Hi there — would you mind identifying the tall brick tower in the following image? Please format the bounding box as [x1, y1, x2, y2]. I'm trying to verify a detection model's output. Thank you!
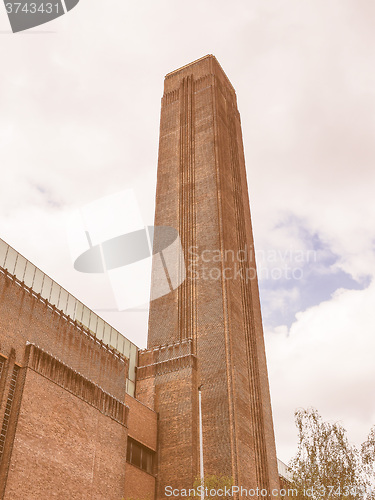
[137, 55, 279, 497]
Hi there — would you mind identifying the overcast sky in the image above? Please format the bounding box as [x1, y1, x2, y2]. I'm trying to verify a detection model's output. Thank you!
[1, 0, 375, 464]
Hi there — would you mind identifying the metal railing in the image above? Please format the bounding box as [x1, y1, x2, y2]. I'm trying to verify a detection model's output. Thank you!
[0, 238, 137, 397]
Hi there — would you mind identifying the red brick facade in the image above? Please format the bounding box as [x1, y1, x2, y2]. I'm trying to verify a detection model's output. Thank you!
[5, 362, 127, 499]
[146, 55, 280, 495]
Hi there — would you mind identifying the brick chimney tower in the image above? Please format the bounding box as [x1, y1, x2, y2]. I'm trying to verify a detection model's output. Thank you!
[137, 55, 280, 498]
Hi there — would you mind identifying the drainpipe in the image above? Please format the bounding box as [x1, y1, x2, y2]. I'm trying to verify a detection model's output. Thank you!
[198, 384, 204, 500]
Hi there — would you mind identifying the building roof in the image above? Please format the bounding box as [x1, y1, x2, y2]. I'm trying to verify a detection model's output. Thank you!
[0, 237, 138, 396]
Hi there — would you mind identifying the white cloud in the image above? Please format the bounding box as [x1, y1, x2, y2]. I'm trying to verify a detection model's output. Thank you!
[266, 280, 375, 462]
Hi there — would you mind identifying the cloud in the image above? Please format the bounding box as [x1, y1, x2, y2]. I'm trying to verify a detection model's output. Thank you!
[266, 280, 375, 462]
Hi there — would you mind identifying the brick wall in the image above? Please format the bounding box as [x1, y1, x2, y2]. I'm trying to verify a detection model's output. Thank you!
[125, 394, 157, 451]
[147, 55, 280, 496]
[0, 269, 128, 400]
[124, 395, 157, 499]
[124, 463, 155, 500]
[138, 343, 199, 497]
[2, 346, 128, 499]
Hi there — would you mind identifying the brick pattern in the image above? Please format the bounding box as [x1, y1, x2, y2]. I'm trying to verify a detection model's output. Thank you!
[0, 267, 128, 401]
[148, 55, 280, 495]
[136, 375, 155, 411]
[178, 75, 197, 344]
[3, 369, 128, 500]
[153, 361, 198, 498]
[138, 339, 197, 380]
[26, 344, 129, 426]
[124, 462, 156, 500]
[138, 342, 199, 498]
[125, 393, 158, 451]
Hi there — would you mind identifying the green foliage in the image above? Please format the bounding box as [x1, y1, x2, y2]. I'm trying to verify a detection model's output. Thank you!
[289, 408, 375, 499]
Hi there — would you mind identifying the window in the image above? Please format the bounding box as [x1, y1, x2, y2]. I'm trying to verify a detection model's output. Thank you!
[131, 442, 141, 468]
[126, 437, 154, 475]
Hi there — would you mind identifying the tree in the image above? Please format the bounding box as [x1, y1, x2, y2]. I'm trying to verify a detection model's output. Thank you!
[288, 408, 372, 499]
[361, 426, 375, 498]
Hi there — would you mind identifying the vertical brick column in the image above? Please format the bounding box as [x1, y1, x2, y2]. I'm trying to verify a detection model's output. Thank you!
[137, 342, 199, 498]
[148, 55, 280, 496]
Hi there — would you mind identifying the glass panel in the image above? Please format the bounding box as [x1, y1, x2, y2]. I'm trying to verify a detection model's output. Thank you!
[81, 306, 90, 329]
[96, 318, 105, 341]
[75, 301, 84, 323]
[4, 247, 17, 274]
[108, 328, 117, 350]
[24, 262, 36, 288]
[131, 442, 141, 468]
[89, 313, 97, 334]
[0, 240, 8, 268]
[123, 339, 130, 358]
[126, 379, 135, 398]
[128, 345, 137, 381]
[141, 449, 148, 471]
[66, 295, 77, 319]
[32, 269, 44, 294]
[117, 334, 125, 355]
[102, 323, 112, 345]
[41, 276, 52, 301]
[14, 255, 27, 281]
[58, 289, 69, 313]
[49, 282, 61, 307]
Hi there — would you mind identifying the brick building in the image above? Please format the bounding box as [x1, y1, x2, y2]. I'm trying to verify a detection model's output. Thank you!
[0, 56, 280, 499]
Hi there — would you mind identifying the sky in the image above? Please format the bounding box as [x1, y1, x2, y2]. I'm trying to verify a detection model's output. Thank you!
[1, 0, 375, 464]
